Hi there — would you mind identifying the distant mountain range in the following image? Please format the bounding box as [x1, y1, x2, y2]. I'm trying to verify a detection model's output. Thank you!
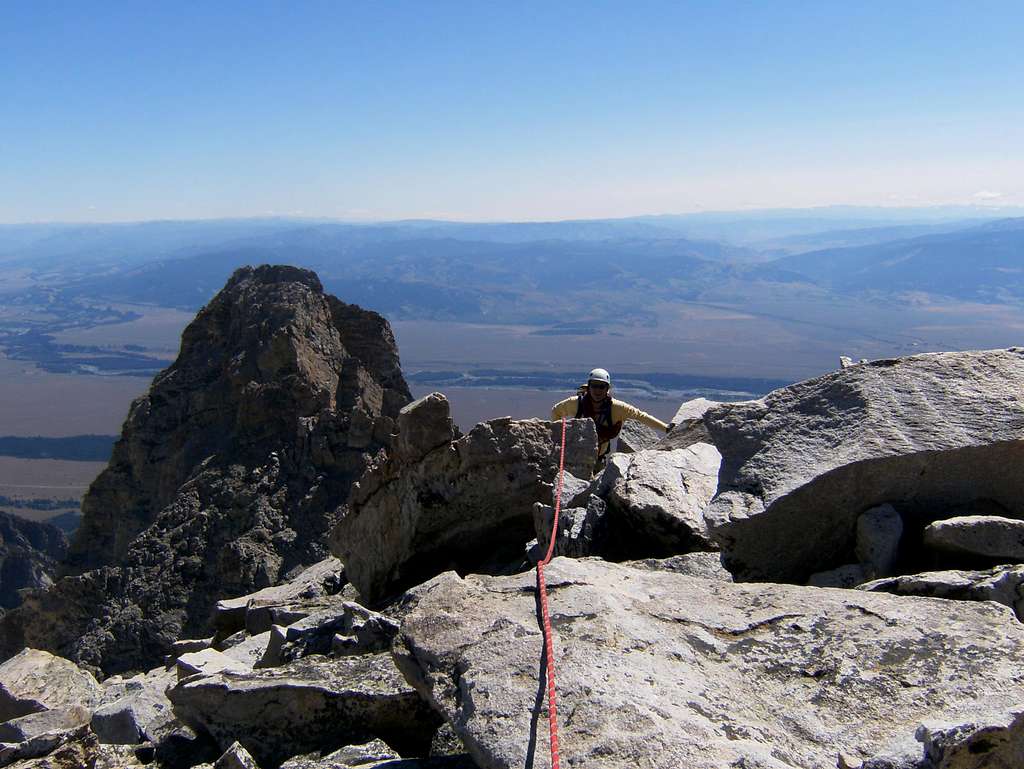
[1, 208, 1022, 379]
[773, 218, 1024, 302]
[57, 234, 764, 323]
[42, 215, 1022, 320]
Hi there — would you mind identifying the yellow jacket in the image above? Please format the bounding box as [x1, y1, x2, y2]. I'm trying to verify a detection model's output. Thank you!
[550, 395, 669, 455]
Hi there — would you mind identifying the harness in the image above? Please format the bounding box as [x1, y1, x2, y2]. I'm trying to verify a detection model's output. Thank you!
[575, 388, 622, 450]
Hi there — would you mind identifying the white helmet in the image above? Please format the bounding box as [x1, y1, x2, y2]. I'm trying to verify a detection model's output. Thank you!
[587, 368, 611, 385]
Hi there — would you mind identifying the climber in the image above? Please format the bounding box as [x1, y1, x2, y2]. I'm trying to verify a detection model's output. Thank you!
[550, 368, 671, 470]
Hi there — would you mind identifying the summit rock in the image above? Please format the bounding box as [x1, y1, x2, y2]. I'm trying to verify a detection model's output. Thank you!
[0, 265, 410, 674]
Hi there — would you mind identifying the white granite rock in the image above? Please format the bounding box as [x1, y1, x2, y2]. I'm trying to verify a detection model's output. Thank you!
[395, 558, 1024, 769]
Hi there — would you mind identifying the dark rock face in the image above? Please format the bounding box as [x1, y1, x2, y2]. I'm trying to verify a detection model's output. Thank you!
[0, 513, 67, 609]
[66, 265, 409, 574]
[330, 394, 597, 605]
[0, 266, 410, 674]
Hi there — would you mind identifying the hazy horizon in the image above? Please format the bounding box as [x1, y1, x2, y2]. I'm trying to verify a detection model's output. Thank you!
[4, 203, 1024, 228]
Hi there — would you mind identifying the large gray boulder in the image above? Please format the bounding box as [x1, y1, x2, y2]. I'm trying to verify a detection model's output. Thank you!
[532, 443, 722, 561]
[614, 420, 661, 453]
[923, 515, 1024, 561]
[393, 558, 1024, 769]
[859, 565, 1024, 620]
[168, 654, 440, 768]
[0, 649, 102, 722]
[604, 444, 721, 555]
[330, 395, 596, 604]
[700, 348, 1024, 581]
[91, 665, 177, 745]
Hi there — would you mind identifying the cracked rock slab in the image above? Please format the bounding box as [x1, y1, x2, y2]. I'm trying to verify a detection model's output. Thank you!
[393, 558, 1024, 769]
[168, 653, 440, 768]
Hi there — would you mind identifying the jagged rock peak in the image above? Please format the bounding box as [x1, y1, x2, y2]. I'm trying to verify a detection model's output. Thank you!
[65, 264, 410, 577]
[3, 265, 411, 674]
[223, 264, 323, 292]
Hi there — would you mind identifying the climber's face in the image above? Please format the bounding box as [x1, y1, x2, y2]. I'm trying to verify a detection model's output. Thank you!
[588, 380, 609, 404]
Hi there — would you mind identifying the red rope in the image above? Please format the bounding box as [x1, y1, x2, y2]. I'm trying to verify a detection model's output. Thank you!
[536, 416, 567, 769]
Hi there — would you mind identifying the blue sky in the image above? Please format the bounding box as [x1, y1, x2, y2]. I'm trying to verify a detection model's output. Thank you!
[2, 1, 1022, 222]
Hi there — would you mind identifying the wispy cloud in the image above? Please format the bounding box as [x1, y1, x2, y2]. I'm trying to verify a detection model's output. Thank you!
[972, 190, 1006, 201]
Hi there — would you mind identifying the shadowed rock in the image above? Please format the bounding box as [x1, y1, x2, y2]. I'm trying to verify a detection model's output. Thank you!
[917, 708, 1024, 769]
[330, 395, 596, 605]
[532, 497, 608, 559]
[855, 504, 903, 578]
[0, 513, 67, 610]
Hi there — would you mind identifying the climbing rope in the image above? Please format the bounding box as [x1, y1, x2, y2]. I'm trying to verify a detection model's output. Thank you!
[536, 416, 567, 769]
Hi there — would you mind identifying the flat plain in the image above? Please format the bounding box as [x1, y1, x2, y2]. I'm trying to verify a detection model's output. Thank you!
[0, 456, 105, 522]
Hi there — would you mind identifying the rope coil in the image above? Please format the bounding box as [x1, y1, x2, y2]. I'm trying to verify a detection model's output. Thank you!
[536, 416, 567, 769]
